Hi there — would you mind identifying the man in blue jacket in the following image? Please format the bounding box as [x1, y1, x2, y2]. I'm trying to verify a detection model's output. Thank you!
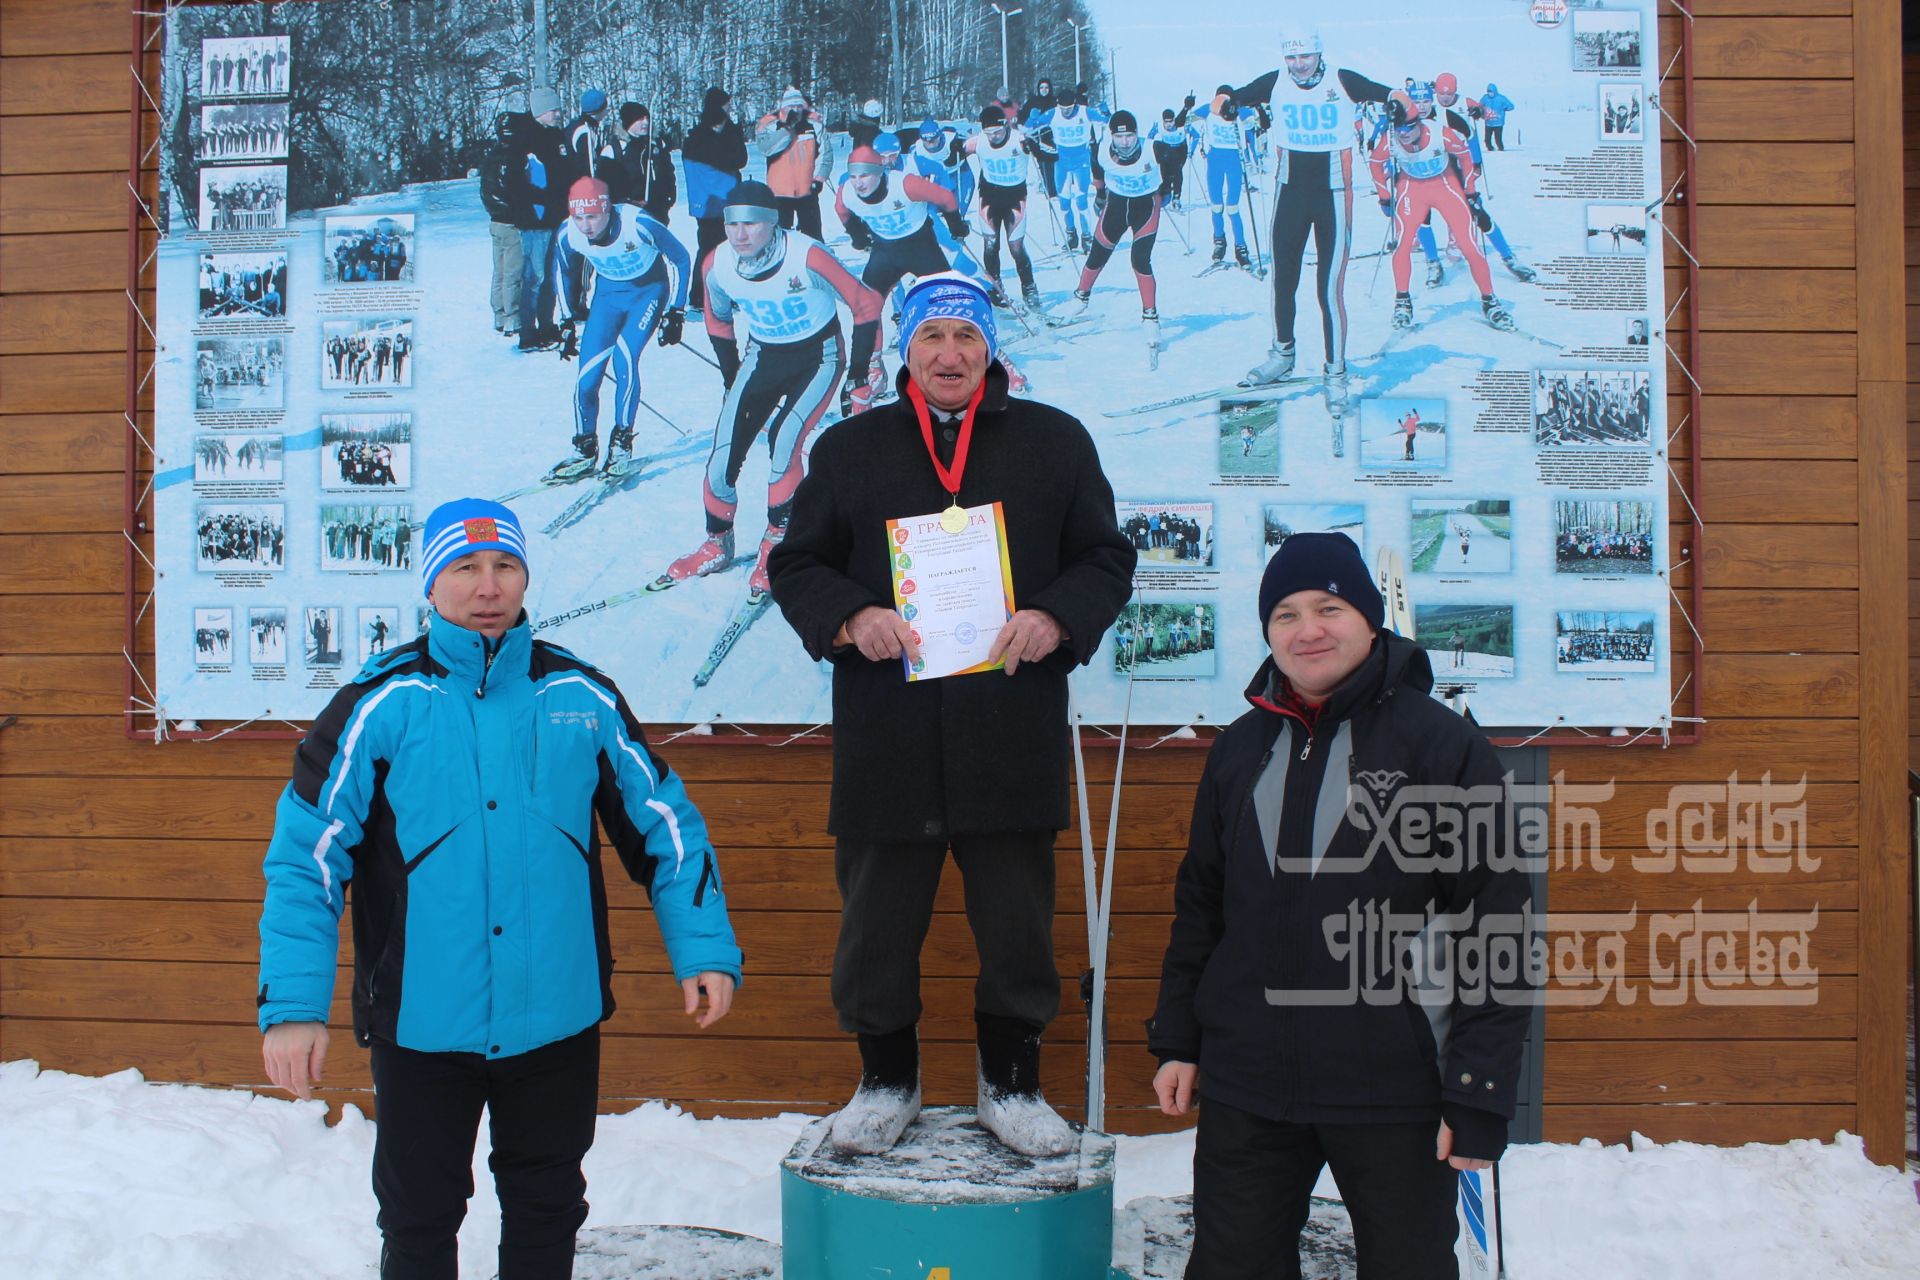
[258, 498, 742, 1280]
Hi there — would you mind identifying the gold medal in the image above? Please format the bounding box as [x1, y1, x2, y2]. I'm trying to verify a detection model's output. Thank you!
[940, 503, 969, 534]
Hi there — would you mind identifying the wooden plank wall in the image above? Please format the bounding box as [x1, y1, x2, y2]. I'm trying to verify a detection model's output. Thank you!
[0, 0, 1909, 1162]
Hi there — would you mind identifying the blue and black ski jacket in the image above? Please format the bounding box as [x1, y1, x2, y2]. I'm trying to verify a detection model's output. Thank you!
[257, 613, 741, 1059]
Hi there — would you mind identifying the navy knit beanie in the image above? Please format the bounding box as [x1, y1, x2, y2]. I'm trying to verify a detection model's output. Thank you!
[1257, 532, 1384, 631]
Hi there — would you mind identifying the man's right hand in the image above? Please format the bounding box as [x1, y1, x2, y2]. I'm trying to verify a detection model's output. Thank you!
[837, 606, 919, 664]
[1153, 1060, 1199, 1116]
[263, 1021, 329, 1101]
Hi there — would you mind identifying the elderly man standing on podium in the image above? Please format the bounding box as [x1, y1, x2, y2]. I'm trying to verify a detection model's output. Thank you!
[769, 273, 1135, 1157]
[256, 498, 742, 1280]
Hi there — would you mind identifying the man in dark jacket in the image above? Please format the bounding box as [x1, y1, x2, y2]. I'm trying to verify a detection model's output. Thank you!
[681, 86, 748, 312]
[480, 115, 525, 335]
[509, 87, 574, 351]
[608, 103, 678, 222]
[768, 273, 1134, 1158]
[1148, 532, 1535, 1279]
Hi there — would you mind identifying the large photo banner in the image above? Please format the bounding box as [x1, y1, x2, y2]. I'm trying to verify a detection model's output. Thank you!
[153, 0, 1669, 729]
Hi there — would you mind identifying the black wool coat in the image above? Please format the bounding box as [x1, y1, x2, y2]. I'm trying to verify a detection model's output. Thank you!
[768, 363, 1136, 842]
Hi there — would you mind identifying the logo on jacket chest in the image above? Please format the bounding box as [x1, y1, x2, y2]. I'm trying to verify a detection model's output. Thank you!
[547, 709, 599, 732]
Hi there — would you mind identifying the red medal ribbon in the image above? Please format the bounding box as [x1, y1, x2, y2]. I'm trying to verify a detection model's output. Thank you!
[905, 376, 987, 505]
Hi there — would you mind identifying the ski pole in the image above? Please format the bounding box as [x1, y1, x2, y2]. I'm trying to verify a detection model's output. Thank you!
[1368, 206, 1394, 299]
[1161, 198, 1194, 254]
[1492, 1162, 1506, 1279]
[675, 341, 724, 374]
[1240, 174, 1264, 272]
[637, 397, 689, 438]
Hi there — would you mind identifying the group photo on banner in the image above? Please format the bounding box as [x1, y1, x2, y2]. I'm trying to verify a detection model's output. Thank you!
[152, 0, 1669, 731]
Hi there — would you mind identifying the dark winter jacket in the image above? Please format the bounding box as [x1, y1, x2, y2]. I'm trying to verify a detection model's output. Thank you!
[507, 116, 575, 231]
[768, 363, 1136, 841]
[682, 104, 749, 220]
[1147, 633, 1535, 1158]
[608, 135, 678, 222]
[479, 113, 520, 223]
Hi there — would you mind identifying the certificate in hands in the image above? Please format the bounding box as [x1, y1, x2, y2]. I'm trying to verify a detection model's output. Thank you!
[885, 501, 1015, 681]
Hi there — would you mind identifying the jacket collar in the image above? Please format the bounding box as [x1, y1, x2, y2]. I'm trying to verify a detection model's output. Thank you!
[1242, 631, 1434, 728]
[427, 610, 532, 685]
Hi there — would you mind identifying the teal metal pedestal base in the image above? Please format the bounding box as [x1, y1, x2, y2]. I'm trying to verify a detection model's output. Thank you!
[780, 1106, 1121, 1280]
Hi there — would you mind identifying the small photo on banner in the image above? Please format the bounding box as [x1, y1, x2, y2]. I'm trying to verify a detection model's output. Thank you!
[192, 607, 235, 668]
[320, 317, 414, 389]
[1583, 204, 1648, 256]
[197, 251, 288, 321]
[1359, 398, 1449, 472]
[1217, 397, 1281, 476]
[1117, 500, 1215, 570]
[194, 337, 286, 414]
[197, 164, 287, 233]
[248, 606, 289, 666]
[199, 35, 290, 98]
[324, 215, 416, 286]
[193, 433, 283, 485]
[319, 503, 415, 572]
[195, 503, 285, 572]
[1415, 603, 1516, 680]
[1553, 498, 1656, 575]
[1113, 603, 1217, 680]
[197, 102, 290, 162]
[1411, 499, 1511, 574]
[358, 606, 402, 664]
[1572, 9, 1642, 69]
[320, 413, 413, 491]
[1555, 610, 1657, 672]
[303, 606, 345, 666]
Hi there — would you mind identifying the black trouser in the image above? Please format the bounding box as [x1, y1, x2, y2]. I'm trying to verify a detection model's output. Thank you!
[832, 831, 1060, 1035]
[1485, 125, 1505, 151]
[1186, 1097, 1458, 1280]
[775, 192, 823, 241]
[369, 1027, 600, 1280]
[1270, 180, 1351, 367]
[690, 215, 726, 309]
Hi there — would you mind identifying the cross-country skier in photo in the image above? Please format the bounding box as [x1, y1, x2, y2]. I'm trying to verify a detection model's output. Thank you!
[545, 177, 693, 483]
[651, 181, 882, 598]
[1150, 107, 1196, 210]
[903, 116, 994, 285]
[832, 146, 1028, 402]
[1021, 78, 1061, 202]
[1228, 28, 1392, 419]
[1063, 111, 1167, 364]
[1372, 90, 1516, 334]
[1419, 76, 1537, 284]
[1023, 84, 1108, 253]
[964, 108, 1046, 310]
[1188, 87, 1261, 273]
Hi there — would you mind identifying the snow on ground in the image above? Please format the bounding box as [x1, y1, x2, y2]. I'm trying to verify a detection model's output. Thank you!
[4, 1060, 1918, 1279]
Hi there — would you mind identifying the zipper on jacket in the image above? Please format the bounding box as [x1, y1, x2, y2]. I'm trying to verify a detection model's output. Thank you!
[476, 634, 499, 699]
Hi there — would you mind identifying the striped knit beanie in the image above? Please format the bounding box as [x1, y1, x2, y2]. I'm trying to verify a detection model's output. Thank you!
[421, 498, 528, 598]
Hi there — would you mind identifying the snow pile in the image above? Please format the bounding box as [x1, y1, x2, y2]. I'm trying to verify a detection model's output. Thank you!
[5, 1060, 1920, 1279]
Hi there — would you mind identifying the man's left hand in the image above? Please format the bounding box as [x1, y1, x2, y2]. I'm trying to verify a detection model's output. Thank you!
[988, 609, 1064, 675]
[682, 972, 736, 1028]
[1436, 1119, 1492, 1172]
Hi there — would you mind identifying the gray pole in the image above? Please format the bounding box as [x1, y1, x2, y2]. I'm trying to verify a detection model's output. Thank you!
[532, 0, 551, 90]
